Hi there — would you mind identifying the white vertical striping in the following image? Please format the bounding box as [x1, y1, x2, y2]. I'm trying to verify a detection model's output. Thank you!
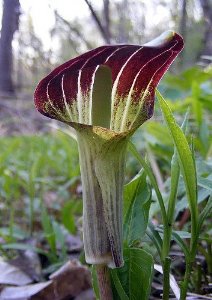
[61, 74, 73, 121]
[120, 41, 178, 131]
[77, 48, 108, 123]
[88, 65, 100, 124]
[45, 57, 82, 121]
[104, 46, 125, 63]
[130, 42, 178, 131]
[111, 47, 143, 110]
[44, 47, 106, 124]
[77, 70, 83, 123]
[119, 69, 143, 131]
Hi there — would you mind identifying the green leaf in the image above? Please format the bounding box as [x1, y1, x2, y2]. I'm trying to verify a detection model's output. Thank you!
[52, 221, 67, 260]
[175, 188, 210, 217]
[123, 169, 143, 217]
[61, 201, 77, 234]
[124, 172, 151, 245]
[197, 176, 212, 192]
[41, 206, 56, 254]
[171, 231, 190, 259]
[191, 81, 202, 127]
[157, 90, 198, 241]
[146, 222, 162, 257]
[199, 121, 210, 155]
[198, 196, 212, 231]
[128, 141, 167, 224]
[145, 121, 172, 146]
[91, 266, 100, 300]
[111, 270, 129, 300]
[111, 248, 154, 300]
[165, 110, 188, 224]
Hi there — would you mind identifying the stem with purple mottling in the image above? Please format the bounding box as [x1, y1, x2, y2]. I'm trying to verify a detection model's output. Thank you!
[96, 264, 113, 300]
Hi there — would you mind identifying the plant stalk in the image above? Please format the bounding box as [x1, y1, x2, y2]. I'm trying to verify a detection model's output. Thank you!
[180, 261, 192, 300]
[76, 128, 128, 267]
[96, 264, 113, 300]
[161, 151, 180, 300]
[162, 257, 171, 300]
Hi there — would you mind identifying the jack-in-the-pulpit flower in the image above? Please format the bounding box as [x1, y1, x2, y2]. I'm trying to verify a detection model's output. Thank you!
[34, 31, 183, 269]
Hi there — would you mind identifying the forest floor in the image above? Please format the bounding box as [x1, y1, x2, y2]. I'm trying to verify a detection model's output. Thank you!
[0, 93, 48, 136]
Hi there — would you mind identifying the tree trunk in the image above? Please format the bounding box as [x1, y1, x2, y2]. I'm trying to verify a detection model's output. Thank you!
[178, 0, 187, 68]
[179, 0, 187, 38]
[0, 0, 20, 95]
[199, 0, 212, 56]
[103, 0, 111, 44]
[116, 0, 129, 43]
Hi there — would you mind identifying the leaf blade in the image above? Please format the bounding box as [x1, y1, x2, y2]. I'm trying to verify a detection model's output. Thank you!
[157, 90, 198, 245]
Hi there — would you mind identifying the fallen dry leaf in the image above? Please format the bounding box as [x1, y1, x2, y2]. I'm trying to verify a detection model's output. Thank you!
[10, 248, 42, 282]
[75, 289, 95, 300]
[0, 281, 52, 300]
[0, 260, 91, 300]
[48, 260, 91, 299]
[0, 260, 32, 286]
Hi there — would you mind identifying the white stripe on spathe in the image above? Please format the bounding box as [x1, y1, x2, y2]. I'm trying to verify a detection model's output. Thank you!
[89, 65, 100, 125]
[77, 69, 83, 123]
[77, 48, 107, 124]
[119, 49, 169, 131]
[110, 47, 143, 116]
[104, 46, 124, 63]
[45, 56, 82, 122]
[121, 40, 178, 131]
[46, 79, 67, 122]
[61, 74, 73, 121]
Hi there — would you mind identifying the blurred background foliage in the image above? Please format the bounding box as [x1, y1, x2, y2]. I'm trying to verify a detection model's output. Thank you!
[0, 0, 211, 94]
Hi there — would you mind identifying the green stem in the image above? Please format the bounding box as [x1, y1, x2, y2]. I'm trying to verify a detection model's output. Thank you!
[162, 257, 171, 300]
[163, 151, 180, 256]
[180, 261, 192, 300]
[96, 264, 113, 300]
[179, 229, 197, 299]
[207, 242, 212, 274]
[195, 262, 202, 294]
[161, 151, 180, 298]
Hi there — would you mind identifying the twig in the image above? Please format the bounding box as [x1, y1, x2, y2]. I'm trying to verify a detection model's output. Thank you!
[54, 10, 93, 50]
[83, 0, 110, 43]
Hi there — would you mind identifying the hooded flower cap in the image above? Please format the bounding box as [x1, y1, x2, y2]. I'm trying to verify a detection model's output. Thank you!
[35, 31, 183, 134]
[34, 31, 183, 269]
